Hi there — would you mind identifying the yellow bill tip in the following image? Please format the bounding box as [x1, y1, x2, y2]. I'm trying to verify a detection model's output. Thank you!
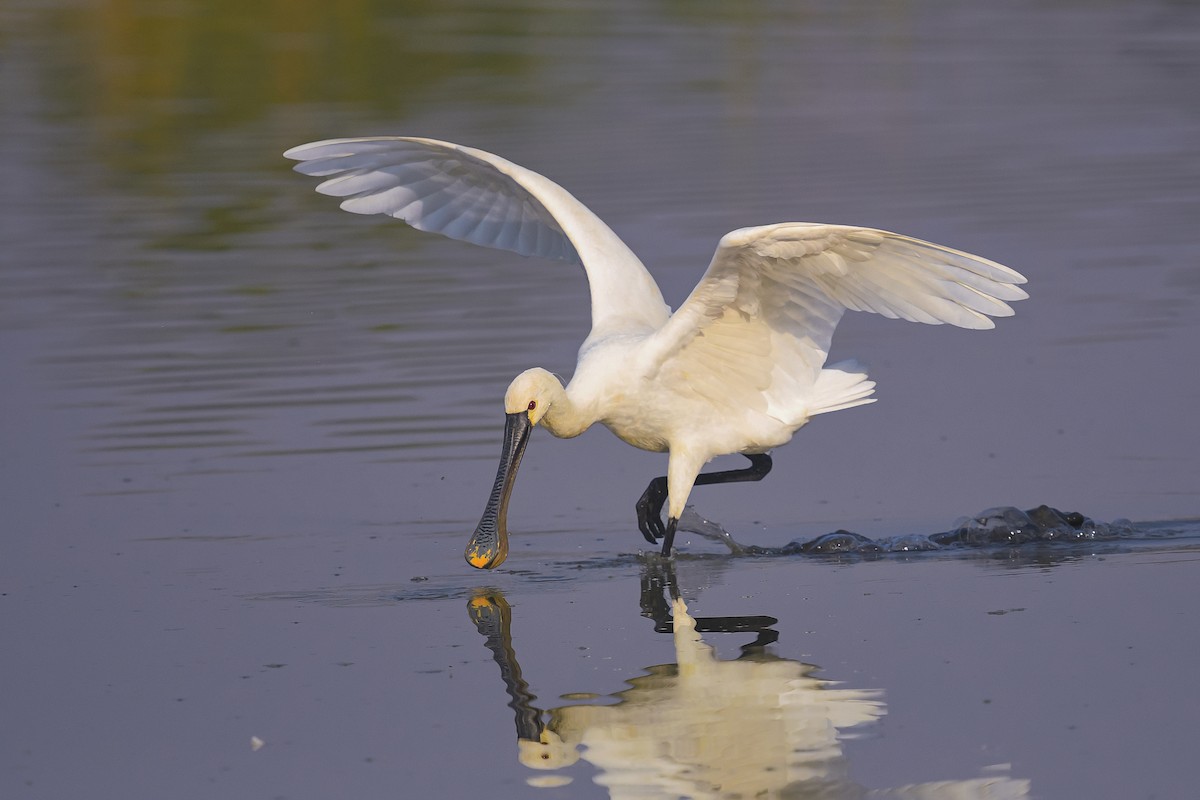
[466, 547, 505, 570]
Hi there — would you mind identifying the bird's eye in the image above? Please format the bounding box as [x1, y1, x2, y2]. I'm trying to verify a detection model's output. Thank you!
[527, 400, 537, 411]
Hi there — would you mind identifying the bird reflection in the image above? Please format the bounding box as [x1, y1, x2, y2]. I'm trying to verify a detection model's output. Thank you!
[468, 563, 1029, 798]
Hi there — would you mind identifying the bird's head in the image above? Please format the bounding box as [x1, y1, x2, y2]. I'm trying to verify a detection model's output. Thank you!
[518, 729, 580, 770]
[464, 368, 565, 570]
[503, 367, 563, 428]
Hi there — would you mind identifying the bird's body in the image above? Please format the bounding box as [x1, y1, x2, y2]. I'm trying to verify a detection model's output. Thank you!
[286, 136, 1028, 569]
[557, 330, 849, 457]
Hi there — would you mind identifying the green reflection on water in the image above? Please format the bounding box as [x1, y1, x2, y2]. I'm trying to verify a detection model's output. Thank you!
[24, 0, 560, 174]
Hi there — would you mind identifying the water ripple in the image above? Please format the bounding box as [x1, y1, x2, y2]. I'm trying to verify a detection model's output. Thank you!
[679, 505, 1200, 562]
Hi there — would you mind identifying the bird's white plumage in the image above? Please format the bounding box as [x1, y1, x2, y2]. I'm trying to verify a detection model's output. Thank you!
[287, 135, 1029, 559]
[638, 222, 1028, 427]
[284, 137, 670, 337]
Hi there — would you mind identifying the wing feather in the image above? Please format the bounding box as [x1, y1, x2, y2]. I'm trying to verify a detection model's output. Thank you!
[286, 136, 670, 336]
[641, 223, 1027, 424]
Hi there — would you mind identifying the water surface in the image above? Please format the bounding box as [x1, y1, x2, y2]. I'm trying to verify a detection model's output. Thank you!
[2, 1, 1199, 798]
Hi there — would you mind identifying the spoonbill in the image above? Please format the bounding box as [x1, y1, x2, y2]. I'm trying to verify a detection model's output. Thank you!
[285, 136, 1028, 569]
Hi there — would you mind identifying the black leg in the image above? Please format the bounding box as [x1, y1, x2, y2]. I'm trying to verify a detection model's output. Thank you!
[661, 516, 679, 556]
[636, 477, 668, 543]
[638, 454, 773, 549]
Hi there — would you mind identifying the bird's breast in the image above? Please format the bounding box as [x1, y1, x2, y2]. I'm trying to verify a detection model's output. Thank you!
[605, 424, 671, 454]
[597, 392, 673, 453]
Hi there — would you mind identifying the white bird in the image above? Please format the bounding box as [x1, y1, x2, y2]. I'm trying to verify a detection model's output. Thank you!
[285, 136, 1028, 569]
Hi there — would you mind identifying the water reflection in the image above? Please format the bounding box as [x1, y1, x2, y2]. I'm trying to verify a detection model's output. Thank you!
[468, 564, 1030, 798]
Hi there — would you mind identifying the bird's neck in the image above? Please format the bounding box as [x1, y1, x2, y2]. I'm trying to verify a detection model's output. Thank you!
[542, 388, 594, 440]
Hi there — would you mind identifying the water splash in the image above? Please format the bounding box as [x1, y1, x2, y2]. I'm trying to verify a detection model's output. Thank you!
[678, 505, 1198, 558]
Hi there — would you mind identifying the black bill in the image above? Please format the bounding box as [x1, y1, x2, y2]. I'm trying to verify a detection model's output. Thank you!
[465, 411, 532, 569]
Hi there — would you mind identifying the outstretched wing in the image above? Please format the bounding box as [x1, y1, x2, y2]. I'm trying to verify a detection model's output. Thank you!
[285, 136, 670, 337]
[639, 223, 1028, 421]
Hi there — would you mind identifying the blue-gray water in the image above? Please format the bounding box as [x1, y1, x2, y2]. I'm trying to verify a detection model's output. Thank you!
[2, 2, 1199, 798]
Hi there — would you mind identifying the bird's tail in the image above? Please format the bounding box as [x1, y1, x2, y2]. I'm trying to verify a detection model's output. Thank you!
[807, 360, 876, 416]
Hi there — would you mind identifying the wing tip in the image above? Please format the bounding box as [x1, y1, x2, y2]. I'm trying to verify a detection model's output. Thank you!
[284, 136, 437, 162]
[283, 139, 351, 161]
[973, 316, 999, 330]
[282, 143, 310, 160]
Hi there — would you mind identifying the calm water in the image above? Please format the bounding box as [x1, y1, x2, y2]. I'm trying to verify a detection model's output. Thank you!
[3, 1, 1199, 798]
